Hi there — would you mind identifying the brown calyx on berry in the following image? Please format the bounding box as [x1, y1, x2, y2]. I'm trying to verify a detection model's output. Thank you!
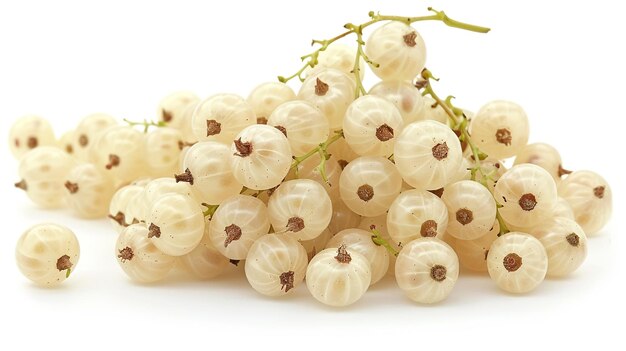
[275, 125, 288, 137]
[558, 164, 572, 177]
[117, 247, 134, 262]
[14, 179, 27, 191]
[279, 271, 295, 293]
[429, 187, 444, 198]
[147, 223, 161, 238]
[357, 184, 374, 202]
[224, 224, 242, 248]
[334, 244, 352, 264]
[56, 255, 73, 272]
[566, 233, 580, 247]
[64, 181, 79, 194]
[27, 137, 38, 149]
[206, 119, 222, 136]
[432, 142, 449, 160]
[495, 128, 512, 146]
[430, 264, 447, 282]
[105, 154, 120, 170]
[229, 259, 241, 266]
[593, 186, 605, 199]
[456, 208, 474, 225]
[286, 216, 305, 232]
[375, 124, 394, 142]
[315, 78, 329, 96]
[78, 134, 89, 147]
[14, 139, 20, 147]
[233, 138, 253, 157]
[337, 159, 349, 170]
[420, 220, 438, 237]
[503, 253, 523, 272]
[403, 31, 418, 47]
[162, 109, 173, 123]
[65, 144, 74, 154]
[518, 193, 537, 211]
[175, 168, 194, 185]
[257, 117, 268, 125]
[108, 211, 126, 226]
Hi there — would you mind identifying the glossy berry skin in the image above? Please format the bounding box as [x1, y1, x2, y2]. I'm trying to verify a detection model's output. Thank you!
[470, 100, 529, 160]
[16, 146, 76, 208]
[267, 100, 329, 156]
[326, 228, 389, 285]
[115, 223, 176, 283]
[64, 163, 115, 218]
[73, 113, 118, 162]
[339, 156, 402, 217]
[487, 232, 547, 294]
[369, 80, 425, 124]
[387, 189, 449, 244]
[530, 217, 587, 277]
[90, 125, 146, 184]
[15, 223, 80, 287]
[179, 219, 229, 280]
[191, 93, 255, 144]
[365, 21, 427, 81]
[268, 179, 332, 241]
[229, 124, 292, 190]
[558, 170, 612, 235]
[449, 221, 499, 272]
[148, 193, 205, 256]
[247, 82, 296, 122]
[394, 120, 462, 190]
[109, 184, 145, 233]
[442, 180, 497, 240]
[306, 247, 371, 307]
[395, 238, 459, 304]
[157, 91, 200, 129]
[343, 95, 404, 157]
[328, 198, 362, 234]
[9, 115, 56, 160]
[514, 143, 565, 182]
[306, 44, 365, 80]
[245, 234, 308, 297]
[144, 127, 184, 178]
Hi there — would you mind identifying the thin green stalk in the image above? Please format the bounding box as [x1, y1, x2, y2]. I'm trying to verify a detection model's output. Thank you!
[123, 118, 166, 133]
[370, 226, 399, 257]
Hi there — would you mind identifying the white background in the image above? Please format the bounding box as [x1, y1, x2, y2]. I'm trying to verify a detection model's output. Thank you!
[1, 0, 623, 349]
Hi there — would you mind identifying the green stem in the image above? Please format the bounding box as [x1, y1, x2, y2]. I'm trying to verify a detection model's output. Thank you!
[202, 203, 220, 219]
[123, 118, 166, 133]
[496, 210, 511, 237]
[370, 226, 399, 257]
[291, 130, 344, 172]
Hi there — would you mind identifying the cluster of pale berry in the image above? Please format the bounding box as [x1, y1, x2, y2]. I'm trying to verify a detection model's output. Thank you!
[12, 9, 612, 307]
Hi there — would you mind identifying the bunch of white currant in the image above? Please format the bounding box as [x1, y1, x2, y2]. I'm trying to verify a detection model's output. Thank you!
[11, 9, 612, 307]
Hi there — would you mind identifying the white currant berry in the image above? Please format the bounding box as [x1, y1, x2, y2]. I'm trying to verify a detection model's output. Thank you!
[229, 124, 292, 190]
[326, 228, 389, 285]
[469, 100, 529, 160]
[387, 189, 449, 244]
[245, 234, 308, 297]
[328, 197, 362, 234]
[179, 101, 201, 143]
[395, 238, 459, 304]
[109, 185, 145, 232]
[179, 141, 243, 205]
[530, 217, 587, 277]
[369, 80, 425, 124]
[115, 223, 176, 283]
[145, 127, 184, 178]
[327, 136, 359, 171]
[191, 93, 255, 143]
[157, 91, 200, 129]
[553, 196, 575, 220]
[306, 43, 365, 80]
[9, 115, 56, 160]
[147, 193, 205, 256]
[179, 219, 230, 280]
[208, 194, 270, 260]
[365, 21, 426, 81]
[494, 164, 558, 227]
[267, 100, 329, 156]
[300, 228, 333, 261]
[292, 153, 342, 201]
[442, 180, 497, 240]
[268, 179, 332, 241]
[343, 95, 404, 157]
[64, 163, 115, 219]
[90, 125, 146, 184]
[514, 142, 568, 182]
[487, 232, 547, 294]
[358, 214, 401, 276]
[306, 246, 371, 307]
[15, 223, 80, 287]
[58, 130, 76, 156]
[558, 170, 611, 235]
[339, 156, 402, 217]
[142, 177, 196, 209]
[297, 68, 356, 130]
[449, 221, 499, 272]
[420, 97, 449, 124]
[73, 113, 118, 161]
[394, 120, 463, 190]
[15, 146, 76, 208]
[246, 82, 296, 123]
